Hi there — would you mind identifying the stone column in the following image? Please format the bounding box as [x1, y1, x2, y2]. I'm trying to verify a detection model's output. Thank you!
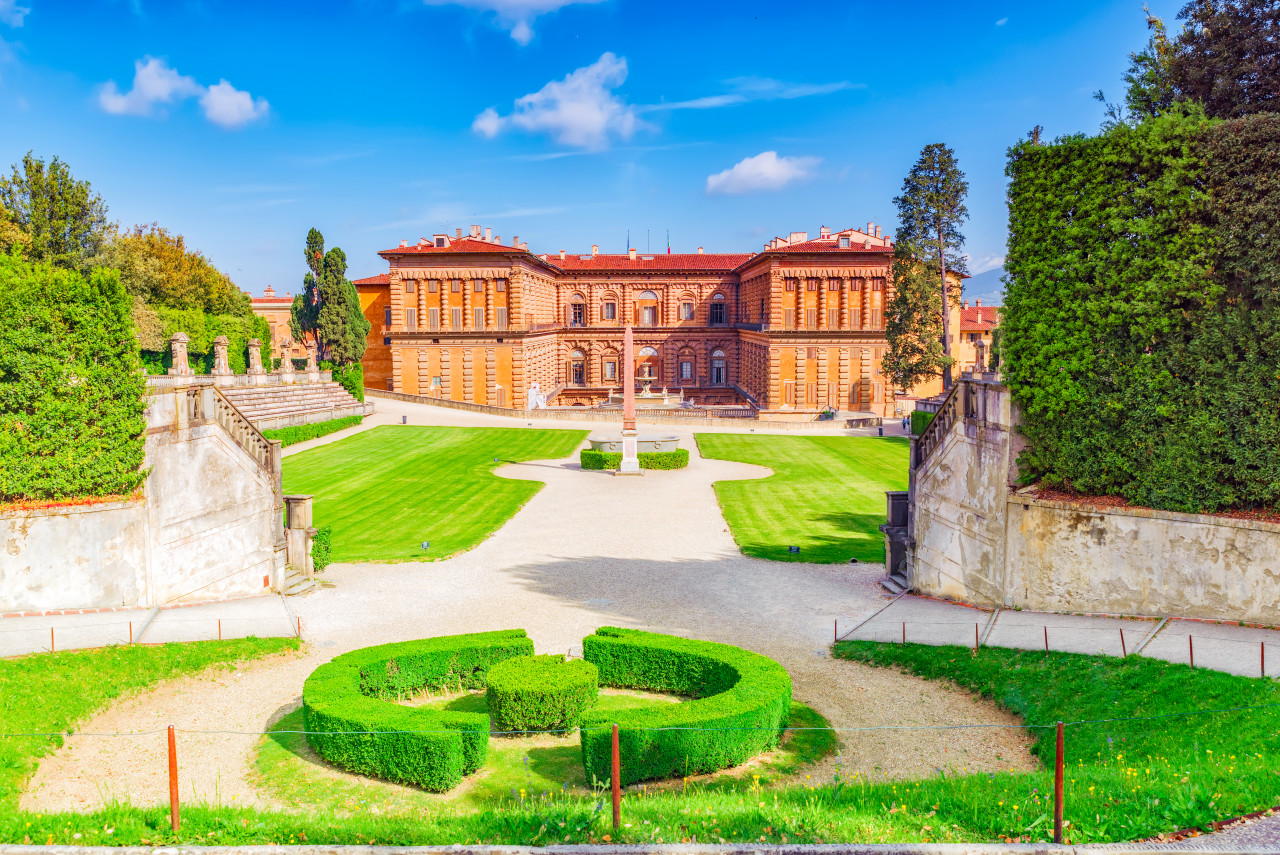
[247, 338, 267, 385]
[817, 279, 827, 329]
[279, 344, 296, 385]
[305, 343, 320, 383]
[211, 335, 233, 385]
[167, 332, 192, 376]
[284, 495, 317, 578]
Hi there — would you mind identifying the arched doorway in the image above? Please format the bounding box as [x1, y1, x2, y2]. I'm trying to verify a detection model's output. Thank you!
[710, 348, 727, 385]
[637, 346, 660, 384]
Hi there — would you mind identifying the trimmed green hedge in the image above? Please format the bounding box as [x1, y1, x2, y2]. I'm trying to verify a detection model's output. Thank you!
[262, 415, 363, 448]
[311, 524, 333, 573]
[302, 629, 534, 791]
[579, 627, 791, 786]
[579, 449, 689, 470]
[486, 654, 598, 733]
[909, 409, 935, 437]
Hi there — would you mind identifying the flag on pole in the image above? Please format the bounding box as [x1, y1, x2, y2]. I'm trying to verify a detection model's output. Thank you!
[626, 230, 630, 252]
[667, 230, 671, 254]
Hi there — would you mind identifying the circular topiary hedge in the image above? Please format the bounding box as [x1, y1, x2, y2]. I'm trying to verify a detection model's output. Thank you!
[487, 654, 599, 733]
[302, 628, 533, 792]
[579, 627, 792, 786]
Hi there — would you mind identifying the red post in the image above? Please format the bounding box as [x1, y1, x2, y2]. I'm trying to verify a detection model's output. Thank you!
[1053, 720, 1065, 843]
[128, 621, 133, 644]
[1044, 626, 1048, 653]
[610, 723, 621, 830]
[1120, 628, 1126, 657]
[974, 622, 979, 653]
[1189, 635, 1194, 668]
[50, 627, 55, 653]
[296, 616, 302, 638]
[167, 725, 180, 833]
[902, 621, 906, 644]
[217, 619, 222, 641]
[1263, 642, 1267, 678]
[834, 619, 837, 644]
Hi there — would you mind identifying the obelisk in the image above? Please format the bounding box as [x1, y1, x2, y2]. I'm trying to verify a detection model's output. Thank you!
[619, 323, 641, 474]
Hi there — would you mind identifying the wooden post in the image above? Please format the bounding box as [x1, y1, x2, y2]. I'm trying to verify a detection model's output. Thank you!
[834, 619, 837, 644]
[974, 622, 979, 653]
[1053, 721, 1065, 844]
[1044, 626, 1048, 653]
[1189, 635, 1194, 668]
[1263, 642, 1267, 678]
[297, 616, 302, 638]
[167, 725, 180, 832]
[902, 621, 906, 644]
[1120, 628, 1126, 657]
[50, 627, 55, 653]
[128, 621, 133, 644]
[217, 619, 222, 641]
[610, 723, 621, 830]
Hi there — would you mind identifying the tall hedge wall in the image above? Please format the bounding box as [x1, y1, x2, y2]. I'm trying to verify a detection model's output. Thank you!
[1002, 111, 1280, 513]
[0, 253, 147, 502]
[134, 303, 270, 376]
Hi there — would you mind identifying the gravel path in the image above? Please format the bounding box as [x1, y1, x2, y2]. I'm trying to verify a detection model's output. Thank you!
[22, 403, 1034, 812]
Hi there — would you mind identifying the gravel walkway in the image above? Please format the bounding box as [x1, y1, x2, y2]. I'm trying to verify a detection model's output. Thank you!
[22, 400, 1033, 812]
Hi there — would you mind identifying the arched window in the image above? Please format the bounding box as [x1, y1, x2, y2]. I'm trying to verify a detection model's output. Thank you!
[711, 348, 727, 385]
[638, 290, 658, 300]
[568, 349, 586, 386]
[637, 346, 660, 382]
[568, 293, 586, 327]
[709, 292, 727, 326]
[636, 290, 659, 326]
[639, 346, 658, 356]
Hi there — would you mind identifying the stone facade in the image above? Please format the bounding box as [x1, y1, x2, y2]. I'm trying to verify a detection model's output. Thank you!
[905, 377, 1280, 623]
[352, 223, 956, 416]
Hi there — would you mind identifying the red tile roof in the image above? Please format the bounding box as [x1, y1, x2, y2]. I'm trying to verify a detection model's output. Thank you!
[553, 253, 752, 272]
[252, 296, 294, 305]
[762, 238, 892, 254]
[378, 238, 525, 256]
[352, 274, 390, 285]
[960, 305, 1001, 330]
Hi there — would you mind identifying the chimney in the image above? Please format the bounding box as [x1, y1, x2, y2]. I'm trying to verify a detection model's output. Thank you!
[264, 285, 275, 297]
[399, 240, 408, 248]
[867, 221, 874, 234]
[513, 235, 519, 247]
[591, 244, 599, 256]
[863, 239, 871, 249]
[456, 228, 463, 239]
[470, 224, 481, 237]
[820, 226, 830, 238]
[697, 246, 704, 254]
[559, 249, 566, 260]
[875, 225, 882, 239]
[494, 235, 501, 245]
[520, 241, 527, 250]
[485, 227, 492, 242]
[977, 309, 982, 323]
[629, 247, 637, 261]
[975, 298, 982, 307]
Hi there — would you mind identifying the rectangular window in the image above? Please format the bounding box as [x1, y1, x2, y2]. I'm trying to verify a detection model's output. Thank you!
[496, 278, 507, 292]
[851, 307, 863, 328]
[805, 309, 817, 329]
[386, 378, 394, 391]
[871, 308, 883, 328]
[642, 306, 657, 326]
[405, 308, 417, 331]
[473, 279, 484, 293]
[828, 278, 840, 291]
[604, 360, 617, 380]
[570, 304, 585, 326]
[784, 381, 796, 405]
[384, 307, 392, 327]
[806, 383, 817, 404]
[828, 308, 840, 328]
[495, 307, 508, 330]
[807, 347, 819, 360]
[710, 303, 726, 325]
[680, 360, 693, 380]
[427, 279, 439, 293]
[427, 308, 440, 330]
[473, 307, 485, 330]
[450, 307, 462, 329]
[873, 278, 885, 291]
[680, 302, 694, 320]
[828, 383, 838, 404]
[405, 280, 416, 293]
[711, 359, 726, 385]
[851, 278, 863, 291]
[806, 278, 818, 291]
[785, 279, 797, 292]
[450, 279, 461, 293]
[603, 302, 616, 320]
[783, 309, 795, 329]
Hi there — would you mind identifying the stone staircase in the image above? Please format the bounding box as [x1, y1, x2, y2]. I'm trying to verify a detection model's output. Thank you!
[220, 382, 371, 430]
[282, 565, 319, 597]
[879, 567, 910, 595]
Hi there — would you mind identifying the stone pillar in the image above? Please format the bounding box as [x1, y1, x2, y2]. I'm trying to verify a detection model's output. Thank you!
[619, 324, 640, 474]
[167, 332, 192, 376]
[247, 338, 267, 385]
[284, 495, 317, 579]
[975, 339, 988, 373]
[278, 344, 296, 385]
[211, 335, 232, 385]
[305, 343, 320, 383]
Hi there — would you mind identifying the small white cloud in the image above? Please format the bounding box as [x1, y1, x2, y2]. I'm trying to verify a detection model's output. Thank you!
[473, 52, 646, 150]
[705, 151, 820, 196]
[200, 80, 269, 128]
[421, 0, 606, 44]
[640, 77, 861, 114]
[98, 58, 268, 128]
[996, 17, 1008, 25]
[968, 254, 1006, 274]
[0, 0, 30, 27]
[98, 57, 201, 116]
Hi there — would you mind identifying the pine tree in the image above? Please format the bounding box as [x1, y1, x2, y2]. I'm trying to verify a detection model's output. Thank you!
[1173, 0, 1280, 118]
[884, 143, 969, 392]
[290, 228, 369, 365]
[0, 152, 109, 272]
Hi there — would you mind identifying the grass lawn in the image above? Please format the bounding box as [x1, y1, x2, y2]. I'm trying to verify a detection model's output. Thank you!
[280, 425, 587, 563]
[0, 637, 300, 812]
[694, 434, 909, 563]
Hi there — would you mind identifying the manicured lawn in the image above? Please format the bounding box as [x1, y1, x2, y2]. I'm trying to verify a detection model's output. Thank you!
[280, 425, 587, 563]
[0, 638, 300, 812]
[833, 641, 1280, 843]
[694, 434, 909, 563]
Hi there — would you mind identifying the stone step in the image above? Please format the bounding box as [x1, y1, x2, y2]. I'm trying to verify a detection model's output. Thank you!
[283, 574, 318, 597]
[879, 575, 908, 596]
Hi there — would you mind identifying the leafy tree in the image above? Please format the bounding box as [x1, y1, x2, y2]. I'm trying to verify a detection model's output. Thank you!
[885, 143, 968, 392]
[0, 251, 147, 501]
[0, 201, 30, 256]
[103, 223, 251, 316]
[1173, 0, 1280, 118]
[291, 228, 369, 366]
[1095, 7, 1179, 126]
[0, 152, 109, 272]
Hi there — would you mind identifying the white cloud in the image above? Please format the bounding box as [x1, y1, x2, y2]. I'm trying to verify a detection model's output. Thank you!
[421, 0, 606, 44]
[473, 52, 646, 150]
[640, 77, 861, 113]
[98, 57, 268, 128]
[968, 253, 1006, 274]
[0, 0, 29, 27]
[705, 151, 820, 196]
[200, 80, 269, 128]
[996, 17, 1008, 25]
[97, 57, 201, 116]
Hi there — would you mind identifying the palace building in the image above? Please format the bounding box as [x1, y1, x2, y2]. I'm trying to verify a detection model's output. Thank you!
[352, 222, 970, 417]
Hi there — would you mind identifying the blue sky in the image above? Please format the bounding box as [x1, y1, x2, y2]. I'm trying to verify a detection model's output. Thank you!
[0, 0, 1180, 304]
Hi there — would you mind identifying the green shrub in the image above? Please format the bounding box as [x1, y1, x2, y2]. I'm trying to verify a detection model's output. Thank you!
[303, 630, 534, 792]
[327, 362, 365, 403]
[910, 409, 934, 437]
[311, 524, 333, 573]
[136, 306, 270, 376]
[579, 449, 689, 470]
[262, 415, 363, 448]
[486, 654, 598, 733]
[0, 253, 147, 502]
[579, 627, 791, 786]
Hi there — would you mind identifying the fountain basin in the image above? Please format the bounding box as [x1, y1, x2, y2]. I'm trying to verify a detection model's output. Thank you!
[587, 435, 680, 453]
